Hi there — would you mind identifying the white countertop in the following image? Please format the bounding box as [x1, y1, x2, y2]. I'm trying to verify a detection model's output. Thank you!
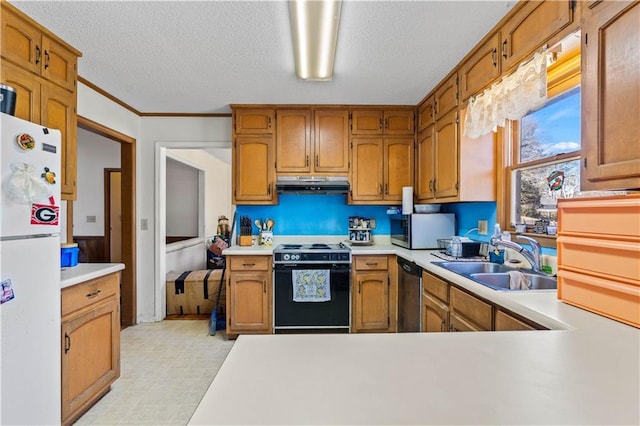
[61, 263, 125, 289]
[191, 238, 640, 424]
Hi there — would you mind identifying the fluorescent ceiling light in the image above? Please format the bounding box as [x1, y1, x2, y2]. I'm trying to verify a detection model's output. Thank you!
[289, 0, 342, 81]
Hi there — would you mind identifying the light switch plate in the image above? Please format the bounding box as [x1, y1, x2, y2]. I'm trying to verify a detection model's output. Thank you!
[478, 220, 488, 235]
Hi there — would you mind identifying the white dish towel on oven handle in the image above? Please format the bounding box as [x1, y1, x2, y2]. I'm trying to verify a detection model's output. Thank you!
[292, 270, 331, 302]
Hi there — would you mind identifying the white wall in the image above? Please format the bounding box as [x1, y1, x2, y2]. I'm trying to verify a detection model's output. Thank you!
[166, 157, 198, 237]
[77, 82, 232, 323]
[74, 127, 120, 236]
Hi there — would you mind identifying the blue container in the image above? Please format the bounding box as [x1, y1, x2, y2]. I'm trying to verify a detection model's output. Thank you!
[61, 244, 79, 268]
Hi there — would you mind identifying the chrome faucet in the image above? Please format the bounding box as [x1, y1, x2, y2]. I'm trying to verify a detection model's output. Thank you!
[490, 235, 543, 272]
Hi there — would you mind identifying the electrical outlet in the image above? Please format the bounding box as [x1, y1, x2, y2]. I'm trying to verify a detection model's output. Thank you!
[86, 215, 96, 223]
[141, 218, 148, 230]
[478, 220, 488, 235]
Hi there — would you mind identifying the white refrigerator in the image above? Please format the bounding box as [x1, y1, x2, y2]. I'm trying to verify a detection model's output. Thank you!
[0, 112, 62, 424]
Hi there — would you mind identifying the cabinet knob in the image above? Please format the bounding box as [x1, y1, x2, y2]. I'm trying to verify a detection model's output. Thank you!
[44, 50, 50, 70]
[64, 332, 71, 354]
[86, 289, 101, 298]
[492, 48, 497, 67]
[35, 46, 41, 65]
[502, 39, 508, 59]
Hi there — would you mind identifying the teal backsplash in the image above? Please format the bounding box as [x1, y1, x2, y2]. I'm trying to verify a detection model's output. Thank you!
[235, 196, 556, 255]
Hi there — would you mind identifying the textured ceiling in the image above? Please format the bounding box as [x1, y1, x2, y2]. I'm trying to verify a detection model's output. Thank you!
[11, 1, 515, 114]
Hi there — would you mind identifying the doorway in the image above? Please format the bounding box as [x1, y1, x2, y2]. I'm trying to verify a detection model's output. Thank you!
[77, 116, 137, 327]
[104, 168, 122, 263]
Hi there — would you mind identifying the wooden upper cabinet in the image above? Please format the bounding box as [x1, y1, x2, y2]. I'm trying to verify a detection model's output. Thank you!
[384, 138, 413, 201]
[581, 0, 640, 191]
[1, 6, 41, 75]
[460, 32, 501, 102]
[40, 35, 78, 91]
[314, 109, 349, 172]
[352, 109, 414, 135]
[234, 109, 275, 134]
[276, 109, 312, 173]
[1, 62, 41, 123]
[500, 0, 574, 72]
[351, 138, 384, 201]
[1, 3, 79, 91]
[351, 110, 383, 135]
[233, 135, 275, 203]
[434, 74, 458, 119]
[433, 109, 459, 200]
[417, 95, 435, 132]
[41, 84, 76, 199]
[416, 125, 435, 201]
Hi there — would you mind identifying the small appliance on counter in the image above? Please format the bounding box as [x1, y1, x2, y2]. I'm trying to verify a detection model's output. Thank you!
[61, 242, 80, 267]
[390, 213, 455, 249]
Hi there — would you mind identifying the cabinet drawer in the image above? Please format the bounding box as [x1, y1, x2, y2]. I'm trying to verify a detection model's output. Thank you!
[229, 256, 270, 271]
[558, 195, 640, 237]
[558, 236, 640, 282]
[354, 256, 388, 271]
[558, 269, 640, 328]
[450, 286, 492, 330]
[494, 309, 536, 331]
[62, 273, 120, 317]
[423, 271, 449, 303]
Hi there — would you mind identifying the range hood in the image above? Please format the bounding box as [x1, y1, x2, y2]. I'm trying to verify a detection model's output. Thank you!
[276, 176, 350, 194]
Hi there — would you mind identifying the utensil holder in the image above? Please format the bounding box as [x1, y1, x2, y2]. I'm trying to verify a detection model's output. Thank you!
[259, 231, 273, 246]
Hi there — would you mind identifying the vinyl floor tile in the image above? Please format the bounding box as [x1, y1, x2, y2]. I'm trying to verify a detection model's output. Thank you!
[74, 320, 234, 425]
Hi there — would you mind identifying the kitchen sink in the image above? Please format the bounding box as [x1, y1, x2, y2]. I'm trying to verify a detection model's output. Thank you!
[432, 261, 556, 291]
[470, 272, 557, 291]
[433, 261, 513, 275]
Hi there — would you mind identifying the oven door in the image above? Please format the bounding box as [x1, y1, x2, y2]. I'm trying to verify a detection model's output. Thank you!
[273, 263, 351, 332]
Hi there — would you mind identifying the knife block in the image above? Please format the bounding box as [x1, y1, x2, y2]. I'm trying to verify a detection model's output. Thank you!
[239, 235, 253, 246]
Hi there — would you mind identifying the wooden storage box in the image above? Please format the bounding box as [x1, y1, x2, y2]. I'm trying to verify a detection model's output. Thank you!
[166, 270, 225, 316]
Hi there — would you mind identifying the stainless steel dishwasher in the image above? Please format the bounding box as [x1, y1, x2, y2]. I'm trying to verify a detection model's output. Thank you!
[397, 256, 422, 332]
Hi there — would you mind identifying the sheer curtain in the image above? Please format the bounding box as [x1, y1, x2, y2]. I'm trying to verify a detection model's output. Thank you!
[464, 51, 548, 139]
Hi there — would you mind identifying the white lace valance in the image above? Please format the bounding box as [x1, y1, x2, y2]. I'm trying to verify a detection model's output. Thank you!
[464, 51, 548, 139]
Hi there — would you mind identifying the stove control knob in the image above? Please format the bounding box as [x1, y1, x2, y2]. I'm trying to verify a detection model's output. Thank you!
[293, 254, 300, 261]
[283, 254, 290, 261]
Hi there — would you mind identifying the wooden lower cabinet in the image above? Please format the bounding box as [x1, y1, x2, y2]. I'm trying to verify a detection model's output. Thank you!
[61, 272, 120, 426]
[450, 286, 493, 331]
[352, 255, 397, 332]
[422, 292, 449, 332]
[226, 256, 272, 335]
[494, 309, 537, 331]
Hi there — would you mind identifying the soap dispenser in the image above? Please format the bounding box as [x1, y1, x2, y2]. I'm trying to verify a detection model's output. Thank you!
[489, 224, 505, 264]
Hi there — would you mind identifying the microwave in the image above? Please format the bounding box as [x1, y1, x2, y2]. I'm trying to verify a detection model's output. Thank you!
[390, 213, 456, 249]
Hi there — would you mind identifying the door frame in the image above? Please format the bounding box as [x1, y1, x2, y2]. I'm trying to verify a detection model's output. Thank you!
[78, 115, 137, 326]
[154, 141, 230, 322]
[104, 168, 122, 262]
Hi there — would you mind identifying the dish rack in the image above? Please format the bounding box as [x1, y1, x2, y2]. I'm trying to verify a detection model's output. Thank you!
[437, 238, 487, 258]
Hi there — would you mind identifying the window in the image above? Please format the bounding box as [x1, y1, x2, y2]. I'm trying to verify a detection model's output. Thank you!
[505, 34, 581, 239]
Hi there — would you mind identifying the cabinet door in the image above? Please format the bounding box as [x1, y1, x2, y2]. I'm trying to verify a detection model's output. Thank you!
[434, 110, 459, 200]
[41, 84, 76, 200]
[383, 110, 415, 135]
[40, 35, 77, 91]
[227, 272, 271, 333]
[422, 292, 449, 332]
[450, 286, 492, 331]
[501, 0, 574, 72]
[1, 61, 41, 122]
[494, 309, 536, 331]
[233, 135, 275, 203]
[0, 5, 41, 75]
[416, 126, 435, 201]
[351, 138, 383, 201]
[384, 138, 413, 201]
[582, 0, 640, 190]
[61, 296, 120, 423]
[314, 109, 349, 172]
[417, 95, 435, 132]
[276, 109, 312, 173]
[351, 110, 383, 135]
[234, 109, 275, 134]
[353, 271, 390, 332]
[460, 32, 501, 101]
[434, 74, 458, 119]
